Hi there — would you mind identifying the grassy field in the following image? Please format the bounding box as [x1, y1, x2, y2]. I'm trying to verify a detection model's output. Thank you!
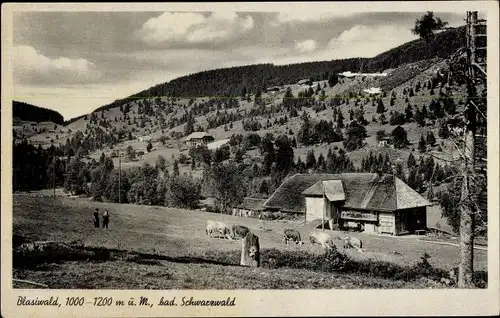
[12, 195, 487, 289]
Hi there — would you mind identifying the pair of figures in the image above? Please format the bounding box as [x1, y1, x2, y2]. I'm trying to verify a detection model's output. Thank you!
[93, 208, 110, 228]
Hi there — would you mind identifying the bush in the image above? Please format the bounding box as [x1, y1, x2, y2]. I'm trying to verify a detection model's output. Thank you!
[205, 249, 485, 287]
[322, 246, 349, 272]
[164, 176, 202, 209]
[178, 153, 190, 164]
[472, 271, 488, 288]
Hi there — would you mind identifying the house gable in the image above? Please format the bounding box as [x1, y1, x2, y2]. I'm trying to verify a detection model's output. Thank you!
[395, 178, 432, 209]
[302, 180, 345, 201]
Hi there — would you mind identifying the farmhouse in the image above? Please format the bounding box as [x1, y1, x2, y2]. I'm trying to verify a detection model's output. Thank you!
[184, 132, 215, 147]
[138, 135, 152, 142]
[378, 136, 391, 147]
[231, 197, 267, 217]
[363, 87, 382, 95]
[263, 173, 431, 236]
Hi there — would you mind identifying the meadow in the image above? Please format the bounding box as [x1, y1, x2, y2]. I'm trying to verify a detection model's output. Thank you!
[12, 194, 487, 289]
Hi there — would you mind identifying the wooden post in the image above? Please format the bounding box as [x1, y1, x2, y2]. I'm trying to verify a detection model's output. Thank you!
[240, 232, 260, 267]
[118, 153, 121, 204]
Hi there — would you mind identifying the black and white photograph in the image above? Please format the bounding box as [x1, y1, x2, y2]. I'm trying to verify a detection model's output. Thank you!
[2, 2, 499, 317]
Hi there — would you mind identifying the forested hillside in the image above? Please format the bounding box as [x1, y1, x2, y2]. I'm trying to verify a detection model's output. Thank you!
[361, 27, 466, 72]
[13, 101, 64, 125]
[76, 26, 465, 122]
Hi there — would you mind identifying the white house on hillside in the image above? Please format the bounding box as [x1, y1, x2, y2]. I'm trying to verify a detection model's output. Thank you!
[138, 135, 152, 142]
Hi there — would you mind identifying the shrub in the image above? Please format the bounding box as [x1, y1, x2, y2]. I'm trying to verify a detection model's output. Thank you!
[178, 153, 189, 164]
[322, 246, 349, 272]
[205, 249, 484, 287]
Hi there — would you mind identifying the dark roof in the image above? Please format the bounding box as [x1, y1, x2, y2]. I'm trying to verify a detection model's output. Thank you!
[184, 132, 214, 141]
[263, 173, 431, 213]
[236, 197, 267, 211]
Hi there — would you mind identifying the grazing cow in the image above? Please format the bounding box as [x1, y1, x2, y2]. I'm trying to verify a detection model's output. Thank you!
[343, 236, 363, 251]
[232, 225, 250, 239]
[206, 220, 216, 237]
[216, 222, 233, 239]
[282, 228, 304, 246]
[206, 221, 232, 239]
[309, 231, 336, 249]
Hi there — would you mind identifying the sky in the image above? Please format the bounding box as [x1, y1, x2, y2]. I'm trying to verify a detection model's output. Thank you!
[11, 10, 466, 120]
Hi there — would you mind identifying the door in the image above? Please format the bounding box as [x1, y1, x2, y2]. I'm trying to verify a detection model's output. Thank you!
[379, 213, 394, 234]
[330, 204, 340, 224]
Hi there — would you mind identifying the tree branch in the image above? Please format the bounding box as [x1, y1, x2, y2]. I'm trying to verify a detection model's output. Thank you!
[428, 153, 462, 163]
[13, 279, 49, 288]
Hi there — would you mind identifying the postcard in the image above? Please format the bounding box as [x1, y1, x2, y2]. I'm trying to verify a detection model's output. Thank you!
[2, 1, 499, 317]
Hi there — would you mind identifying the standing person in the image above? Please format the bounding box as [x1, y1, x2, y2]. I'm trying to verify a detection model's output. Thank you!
[102, 210, 110, 229]
[93, 208, 100, 228]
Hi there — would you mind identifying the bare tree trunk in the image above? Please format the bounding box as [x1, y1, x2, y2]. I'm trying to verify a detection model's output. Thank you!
[240, 232, 260, 267]
[458, 132, 475, 287]
[458, 11, 478, 288]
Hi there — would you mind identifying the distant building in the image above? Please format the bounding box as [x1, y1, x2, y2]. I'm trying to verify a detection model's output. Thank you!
[232, 197, 267, 218]
[184, 132, 215, 147]
[267, 86, 281, 92]
[138, 135, 152, 142]
[378, 140, 388, 147]
[338, 71, 388, 78]
[378, 137, 390, 147]
[363, 87, 382, 95]
[264, 173, 431, 236]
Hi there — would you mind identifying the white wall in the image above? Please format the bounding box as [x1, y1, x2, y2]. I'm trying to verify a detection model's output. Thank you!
[364, 223, 376, 233]
[305, 197, 327, 222]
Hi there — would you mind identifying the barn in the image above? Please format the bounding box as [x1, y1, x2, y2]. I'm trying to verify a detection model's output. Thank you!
[232, 197, 267, 218]
[184, 132, 215, 147]
[263, 173, 431, 236]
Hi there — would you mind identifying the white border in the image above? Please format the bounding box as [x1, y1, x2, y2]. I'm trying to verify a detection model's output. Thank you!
[2, 2, 499, 317]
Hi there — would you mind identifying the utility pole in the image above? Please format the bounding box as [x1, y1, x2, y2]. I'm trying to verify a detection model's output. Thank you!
[53, 143, 58, 199]
[53, 151, 56, 199]
[118, 152, 122, 204]
[322, 181, 325, 231]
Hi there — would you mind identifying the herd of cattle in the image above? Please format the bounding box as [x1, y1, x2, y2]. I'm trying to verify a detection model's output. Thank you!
[205, 220, 363, 252]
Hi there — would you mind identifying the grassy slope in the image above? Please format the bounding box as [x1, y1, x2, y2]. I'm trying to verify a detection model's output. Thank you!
[12, 195, 486, 289]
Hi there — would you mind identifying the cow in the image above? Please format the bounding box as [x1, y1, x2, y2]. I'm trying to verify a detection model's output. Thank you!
[282, 228, 304, 246]
[206, 220, 232, 239]
[206, 220, 216, 237]
[309, 231, 336, 249]
[232, 225, 250, 239]
[343, 236, 363, 251]
[214, 221, 233, 239]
